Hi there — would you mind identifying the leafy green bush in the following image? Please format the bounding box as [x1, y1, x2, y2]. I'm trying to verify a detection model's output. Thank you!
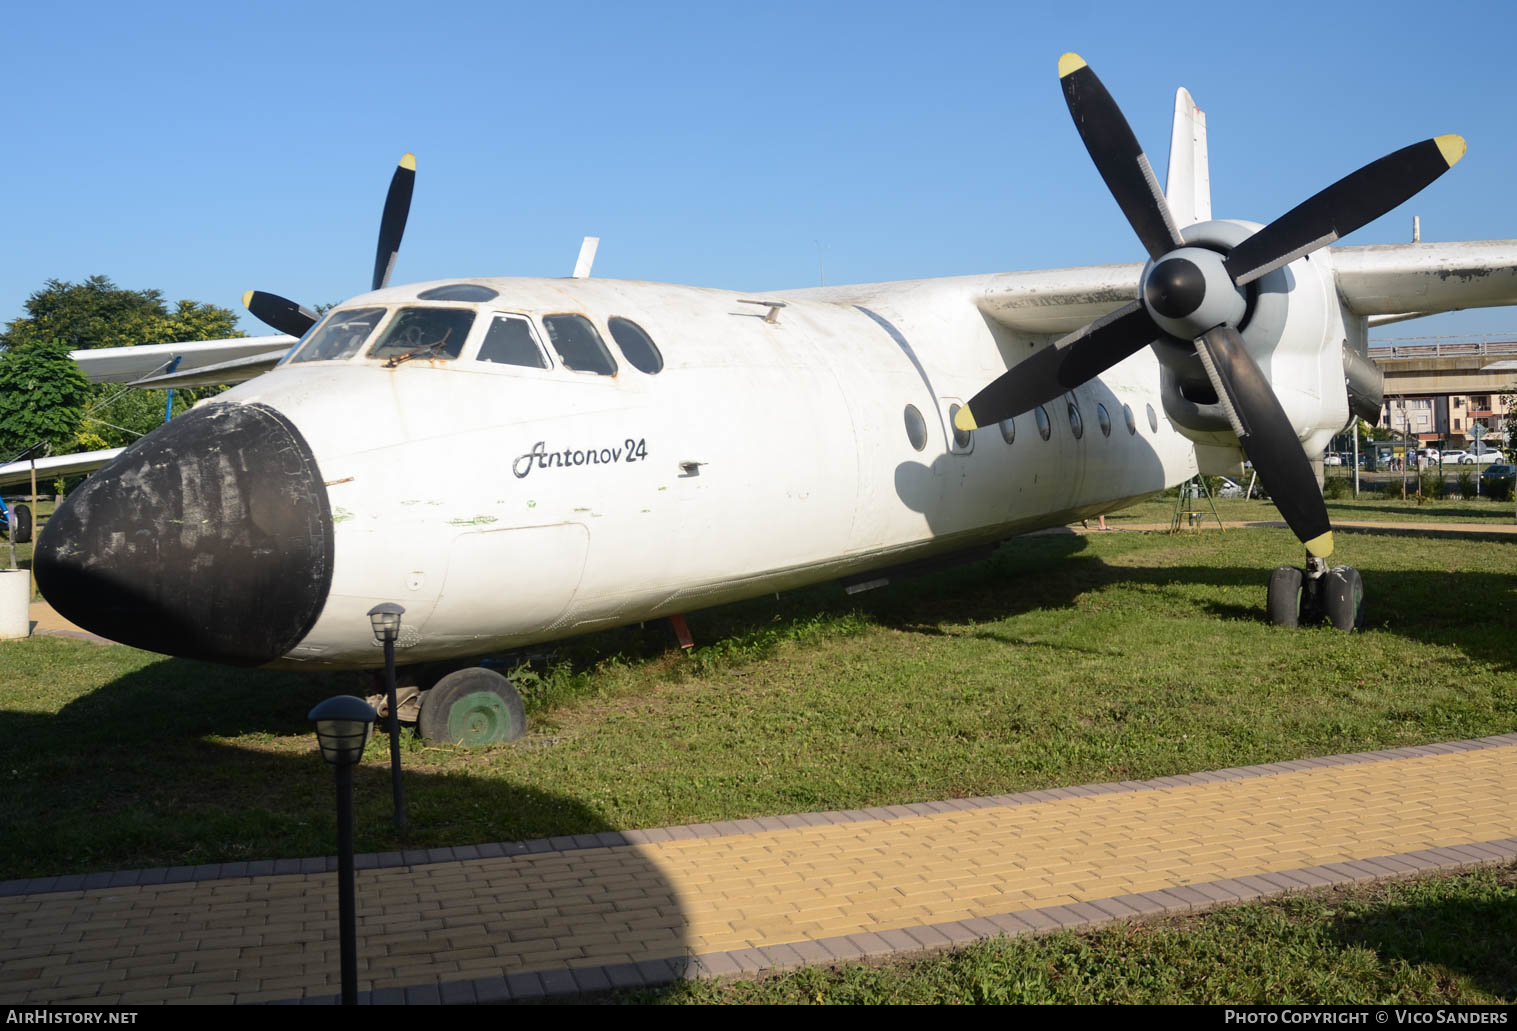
[1322, 475, 1350, 499]
[1419, 471, 1446, 500]
[1456, 470, 1476, 498]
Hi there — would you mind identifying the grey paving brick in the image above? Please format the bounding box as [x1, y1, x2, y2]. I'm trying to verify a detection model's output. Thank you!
[846, 932, 896, 957]
[473, 977, 512, 1003]
[877, 928, 923, 951]
[369, 986, 405, 1005]
[404, 983, 441, 1004]
[902, 924, 952, 949]
[537, 968, 579, 996]
[603, 962, 646, 989]
[692, 951, 741, 976]
[571, 966, 612, 993]
[439, 979, 476, 1004]
[819, 935, 865, 961]
[506, 970, 546, 997]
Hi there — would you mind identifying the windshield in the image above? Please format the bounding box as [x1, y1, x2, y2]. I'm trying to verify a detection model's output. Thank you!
[287, 308, 385, 364]
[366, 307, 476, 363]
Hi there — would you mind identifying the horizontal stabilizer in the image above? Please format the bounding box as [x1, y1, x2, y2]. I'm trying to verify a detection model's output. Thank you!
[0, 448, 124, 489]
[131, 348, 290, 388]
[71, 335, 296, 384]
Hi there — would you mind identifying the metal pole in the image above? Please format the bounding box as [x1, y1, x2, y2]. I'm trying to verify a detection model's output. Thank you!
[384, 638, 406, 833]
[336, 761, 358, 1005]
[1353, 424, 1360, 498]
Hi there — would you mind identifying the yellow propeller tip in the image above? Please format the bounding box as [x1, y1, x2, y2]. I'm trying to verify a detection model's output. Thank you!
[400, 152, 417, 171]
[1058, 53, 1087, 78]
[1434, 134, 1466, 167]
[241, 290, 254, 309]
[953, 407, 979, 433]
[1305, 531, 1334, 559]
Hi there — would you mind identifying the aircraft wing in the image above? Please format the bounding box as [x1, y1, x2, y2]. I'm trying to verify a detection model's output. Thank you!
[1331, 240, 1517, 321]
[71, 334, 296, 385]
[0, 448, 124, 489]
[973, 263, 1143, 335]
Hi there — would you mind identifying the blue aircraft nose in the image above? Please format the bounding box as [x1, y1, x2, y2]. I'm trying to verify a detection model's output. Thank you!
[34, 402, 334, 665]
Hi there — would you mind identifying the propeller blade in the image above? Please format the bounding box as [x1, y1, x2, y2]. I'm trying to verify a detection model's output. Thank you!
[372, 152, 417, 292]
[242, 290, 318, 338]
[1193, 325, 1333, 557]
[1223, 135, 1466, 287]
[955, 300, 1157, 431]
[1059, 53, 1184, 262]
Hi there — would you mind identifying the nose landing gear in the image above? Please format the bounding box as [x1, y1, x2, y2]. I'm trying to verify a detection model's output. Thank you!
[1268, 556, 1364, 630]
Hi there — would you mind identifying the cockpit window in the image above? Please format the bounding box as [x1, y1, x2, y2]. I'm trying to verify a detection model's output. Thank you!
[287, 307, 385, 364]
[542, 314, 617, 375]
[366, 307, 476, 363]
[477, 315, 549, 369]
[417, 283, 499, 302]
[608, 317, 663, 375]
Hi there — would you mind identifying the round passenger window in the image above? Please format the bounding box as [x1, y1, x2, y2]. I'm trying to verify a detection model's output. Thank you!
[1124, 403, 1137, 435]
[948, 404, 972, 449]
[1146, 403, 1159, 433]
[608, 316, 663, 375]
[1067, 401, 1083, 440]
[999, 417, 1015, 445]
[904, 405, 927, 451]
[1034, 405, 1051, 441]
[1096, 403, 1111, 437]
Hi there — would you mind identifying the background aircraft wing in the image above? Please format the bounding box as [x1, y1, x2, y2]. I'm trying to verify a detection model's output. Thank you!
[0, 448, 125, 489]
[71, 334, 296, 385]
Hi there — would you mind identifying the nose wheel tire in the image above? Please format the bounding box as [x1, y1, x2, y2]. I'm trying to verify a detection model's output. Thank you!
[1267, 566, 1303, 628]
[417, 667, 527, 746]
[1267, 564, 1363, 630]
[1323, 565, 1365, 630]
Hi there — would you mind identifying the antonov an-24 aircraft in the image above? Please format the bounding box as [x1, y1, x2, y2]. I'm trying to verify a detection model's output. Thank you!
[21, 54, 1517, 745]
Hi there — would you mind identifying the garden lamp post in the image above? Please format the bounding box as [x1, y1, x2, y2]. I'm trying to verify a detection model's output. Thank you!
[367, 602, 407, 833]
[308, 695, 377, 1006]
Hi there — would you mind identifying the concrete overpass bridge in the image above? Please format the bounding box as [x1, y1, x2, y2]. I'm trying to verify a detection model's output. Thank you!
[1370, 339, 1517, 395]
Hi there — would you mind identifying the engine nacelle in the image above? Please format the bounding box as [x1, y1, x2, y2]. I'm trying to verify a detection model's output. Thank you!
[1153, 220, 1358, 461]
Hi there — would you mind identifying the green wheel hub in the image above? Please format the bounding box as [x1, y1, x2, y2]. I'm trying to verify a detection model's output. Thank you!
[446, 690, 515, 746]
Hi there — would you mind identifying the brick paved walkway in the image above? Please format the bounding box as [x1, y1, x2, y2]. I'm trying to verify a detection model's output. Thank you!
[4, 734, 1516, 1004]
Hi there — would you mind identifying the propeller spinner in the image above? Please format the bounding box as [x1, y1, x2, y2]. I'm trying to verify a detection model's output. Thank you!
[242, 153, 417, 338]
[956, 53, 1465, 559]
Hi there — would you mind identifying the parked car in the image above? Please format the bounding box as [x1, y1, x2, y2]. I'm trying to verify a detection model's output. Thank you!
[1463, 450, 1504, 465]
[1440, 450, 1469, 464]
[1323, 453, 1343, 466]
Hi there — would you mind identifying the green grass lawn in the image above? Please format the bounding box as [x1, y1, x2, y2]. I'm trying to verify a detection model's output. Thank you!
[613, 869, 1517, 1004]
[3, 505, 1514, 1003]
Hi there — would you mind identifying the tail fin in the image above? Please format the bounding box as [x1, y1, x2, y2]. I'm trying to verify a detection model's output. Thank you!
[1166, 87, 1211, 228]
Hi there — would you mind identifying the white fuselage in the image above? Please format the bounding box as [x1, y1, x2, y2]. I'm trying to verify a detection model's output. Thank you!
[224, 274, 1204, 669]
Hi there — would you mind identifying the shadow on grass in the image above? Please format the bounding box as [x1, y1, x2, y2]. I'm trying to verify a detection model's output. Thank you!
[1330, 872, 1517, 1001]
[0, 665, 698, 982]
[1327, 502, 1515, 522]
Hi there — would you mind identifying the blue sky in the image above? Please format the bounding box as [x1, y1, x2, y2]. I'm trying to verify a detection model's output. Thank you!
[6, 0, 1516, 343]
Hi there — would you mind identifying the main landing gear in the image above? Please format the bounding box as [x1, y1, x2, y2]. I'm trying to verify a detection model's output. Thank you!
[1267, 556, 1364, 630]
[367, 664, 527, 747]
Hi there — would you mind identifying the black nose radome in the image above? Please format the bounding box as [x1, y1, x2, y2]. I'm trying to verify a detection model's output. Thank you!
[1144, 257, 1207, 319]
[34, 403, 333, 665]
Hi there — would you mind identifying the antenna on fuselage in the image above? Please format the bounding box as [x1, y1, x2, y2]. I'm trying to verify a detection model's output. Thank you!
[572, 236, 600, 279]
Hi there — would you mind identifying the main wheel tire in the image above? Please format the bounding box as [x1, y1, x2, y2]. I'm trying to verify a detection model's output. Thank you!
[10, 504, 30, 545]
[417, 666, 526, 746]
[1267, 566, 1303, 628]
[1323, 565, 1365, 631]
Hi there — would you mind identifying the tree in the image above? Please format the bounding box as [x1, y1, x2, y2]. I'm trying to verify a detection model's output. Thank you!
[2, 277, 244, 449]
[0, 338, 91, 461]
